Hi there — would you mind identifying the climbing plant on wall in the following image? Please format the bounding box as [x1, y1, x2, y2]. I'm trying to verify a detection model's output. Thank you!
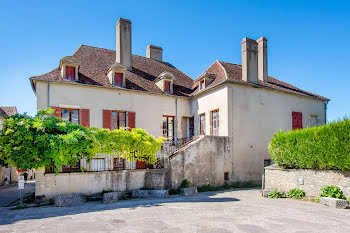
[0, 108, 165, 173]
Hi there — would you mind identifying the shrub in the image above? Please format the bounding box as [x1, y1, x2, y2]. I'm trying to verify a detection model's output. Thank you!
[168, 188, 180, 195]
[197, 184, 223, 192]
[319, 186, 346, 199]
[102, 189, 113, 194]
[221, 182, 231, 189]
[268, 190, 282, 199]
[288, 188, 306, 199]
[179, 179, 190, 188]
[268, 118, 350, 170]
[231, 182, 240, 188]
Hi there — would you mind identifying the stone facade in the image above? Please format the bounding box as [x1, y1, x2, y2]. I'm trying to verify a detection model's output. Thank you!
[264, 165, 350, 197]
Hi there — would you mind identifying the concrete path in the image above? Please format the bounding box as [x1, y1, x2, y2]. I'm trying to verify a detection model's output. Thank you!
[0, 181, 35, 206]
[0, 189, 349, 233]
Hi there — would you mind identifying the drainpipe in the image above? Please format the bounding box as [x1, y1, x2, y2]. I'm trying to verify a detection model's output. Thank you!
[175, 98, 178, 148]
[324, 101, 329, 124]
[47, 81, 51, 108]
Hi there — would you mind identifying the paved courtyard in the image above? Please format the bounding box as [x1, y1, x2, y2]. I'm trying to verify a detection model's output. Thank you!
[0, 189, 349, 233]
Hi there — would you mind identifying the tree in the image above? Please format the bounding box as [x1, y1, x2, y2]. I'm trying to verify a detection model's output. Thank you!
[0, 109, 164, 173]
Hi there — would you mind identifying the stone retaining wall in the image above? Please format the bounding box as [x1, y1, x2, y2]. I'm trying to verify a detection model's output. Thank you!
[264, 165, 350, 197]
[36, 168, 167, 200]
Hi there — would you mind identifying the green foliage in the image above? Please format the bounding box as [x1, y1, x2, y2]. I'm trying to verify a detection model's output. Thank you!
[268, 190, 283, 199]
[169, 188, 180, 195]
[268, 118, 350, 170]
[0, 108, 165, 173]
[102, 189, 113, 194]
[347, 197, 350, 203]
[179, 179, 190, 188]
[197, 184, 223, 192]
[221, 181, 231, 189]
[288, 188, 306, 199]
[319, 186, 346, 199]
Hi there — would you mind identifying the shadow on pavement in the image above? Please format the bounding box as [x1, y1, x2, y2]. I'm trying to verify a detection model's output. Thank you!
[0, 190, 241, 225]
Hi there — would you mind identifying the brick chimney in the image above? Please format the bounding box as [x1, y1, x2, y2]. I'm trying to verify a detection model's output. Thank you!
[116, 18, 132, 70]
[257, 37, 268, 82]
[146, 45, 163, 62]
[241, 38, 258, 84]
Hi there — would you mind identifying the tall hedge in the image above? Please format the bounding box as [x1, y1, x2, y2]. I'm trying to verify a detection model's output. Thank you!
[268, 118, 350, 170]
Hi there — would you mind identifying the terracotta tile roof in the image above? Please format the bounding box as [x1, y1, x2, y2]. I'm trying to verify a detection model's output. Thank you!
[31, 45, 328, 101]
[193, 61, 329, 101]
[0, 106, 18, 116]
[31, 45, 194, 97]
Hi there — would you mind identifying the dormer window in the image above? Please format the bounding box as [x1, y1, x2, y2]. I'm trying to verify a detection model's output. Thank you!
[106, 62, 127, 87]
[199, 79, 205, 90]
[114, 72, 124, 86]
[198, 72, 216, 91]
[155, 71, 174, 94]
[59, 56, 80, 81]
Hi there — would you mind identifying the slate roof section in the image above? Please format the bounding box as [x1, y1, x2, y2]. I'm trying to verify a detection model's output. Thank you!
[31, 45, 194, 97]
[31, 44, 328, 101]
[0, 106, 18, 116]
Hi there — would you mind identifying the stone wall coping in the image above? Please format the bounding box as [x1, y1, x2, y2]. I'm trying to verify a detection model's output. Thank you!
[264, 164, 350, 174]
[44, 168, 164, 177]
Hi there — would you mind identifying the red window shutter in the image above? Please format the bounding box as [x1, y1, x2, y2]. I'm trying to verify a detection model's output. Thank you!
[51, 106, 62, 118]
[136, 161, 146, 169]
[114, 73, 123, 86]
[66, 66, 76, 80]
[292, 112, 303, 130]
[80, 109, 90, 127]
[164, 81, 171, 92]
[103, 110, 112, 129]
[128, 111, 136, 129]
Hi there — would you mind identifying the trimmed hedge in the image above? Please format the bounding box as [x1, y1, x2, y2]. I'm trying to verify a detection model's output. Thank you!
[268, 118, 350, 170]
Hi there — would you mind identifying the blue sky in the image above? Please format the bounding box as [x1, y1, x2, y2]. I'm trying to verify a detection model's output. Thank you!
[0, 0, 349, 121]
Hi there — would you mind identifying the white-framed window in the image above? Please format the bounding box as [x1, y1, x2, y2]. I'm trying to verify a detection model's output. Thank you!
[90, 158, 106, 171]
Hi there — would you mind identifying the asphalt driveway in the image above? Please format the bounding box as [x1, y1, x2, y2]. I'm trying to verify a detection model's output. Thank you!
[0, 189, 349, 233]
[0, 181, 35, 206]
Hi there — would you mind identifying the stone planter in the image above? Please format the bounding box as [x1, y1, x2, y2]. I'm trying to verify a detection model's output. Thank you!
[131, 190, 168, 198]
[319, 197, 349, 209]
[180, 187, 198, 196]
[103, 192, 121, 204]
[53, 193, 86, 207]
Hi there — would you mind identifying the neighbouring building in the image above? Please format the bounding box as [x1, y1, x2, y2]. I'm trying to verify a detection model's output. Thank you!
[0, 106, 19, 185]
[30, 18, 329, 198]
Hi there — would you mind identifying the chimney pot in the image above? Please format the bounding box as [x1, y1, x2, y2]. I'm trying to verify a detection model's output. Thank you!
[116, 18, 132, 70]
[146, 45, 163, 62]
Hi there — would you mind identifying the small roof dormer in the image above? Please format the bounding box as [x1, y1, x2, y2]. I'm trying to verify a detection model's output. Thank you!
[198, 72, 216, 91]
[106, 62, 127, 87]
[59, 56, 80, 81]
[155, 71, 174, 94]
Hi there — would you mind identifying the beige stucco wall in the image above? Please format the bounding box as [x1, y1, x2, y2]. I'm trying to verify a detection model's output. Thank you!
[228, 83, 326, 182]
[264, 165, 350, 197]
[191, 85, 229, 137]
[35, 81, 191, 139]
[35, 168, 167, 199]
[169, 136, 231, 188]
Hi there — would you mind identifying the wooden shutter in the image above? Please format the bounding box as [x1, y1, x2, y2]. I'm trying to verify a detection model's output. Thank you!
[164, 81, 171, 92]
[80, 109, 90, 127]
[128, 111, 136, 129]
[114, 73, 123, 86]
[66, 66, 76, 80]
[292, 112, 303, 130]
[51, 106, 61, 118]
[103, 110, 112, 129]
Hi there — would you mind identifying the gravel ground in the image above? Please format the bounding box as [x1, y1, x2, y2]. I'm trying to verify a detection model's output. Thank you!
[0, 188, 349, 233]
